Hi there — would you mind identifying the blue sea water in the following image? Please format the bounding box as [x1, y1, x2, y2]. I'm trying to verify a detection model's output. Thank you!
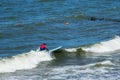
[0, 0, 120, 80]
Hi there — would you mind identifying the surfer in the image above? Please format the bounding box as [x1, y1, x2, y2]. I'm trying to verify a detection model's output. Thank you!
[40, 43, 49, 51]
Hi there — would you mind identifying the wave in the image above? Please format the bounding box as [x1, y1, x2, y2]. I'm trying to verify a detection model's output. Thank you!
[61, 47, 85, 57]
[0, 50, 53, 73]
[82, 60, 114, 68]
[65, 48, 78, 52]
[82, 36, 120, 53]
[61, 36, 120, 56]
[50, 60, 114, 79]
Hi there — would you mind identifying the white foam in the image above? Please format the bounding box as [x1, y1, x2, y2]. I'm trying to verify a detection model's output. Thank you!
[1, 60, 115, 80]
[0, 50, 53, 73]
[49, 61, 112, 80]
[65, 48, 78, 52]
[82, 36, 120, 53]
[100, 60, 113, 65]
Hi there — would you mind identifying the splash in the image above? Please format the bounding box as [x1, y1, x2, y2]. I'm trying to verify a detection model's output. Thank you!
[82, 36, 120, 53]
[0, 50, 53, 73]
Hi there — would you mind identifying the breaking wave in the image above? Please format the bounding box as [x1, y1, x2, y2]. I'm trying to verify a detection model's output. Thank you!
[0, 50, 53, 73]
[49, 60, 114, 80]
[82, 36, 120, 53]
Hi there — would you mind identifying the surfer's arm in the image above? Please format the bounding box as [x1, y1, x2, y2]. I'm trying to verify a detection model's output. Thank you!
[46, 48, 49, 51]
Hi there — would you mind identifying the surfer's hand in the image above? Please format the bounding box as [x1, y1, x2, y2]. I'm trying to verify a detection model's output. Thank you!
[46, 48, 49, 51]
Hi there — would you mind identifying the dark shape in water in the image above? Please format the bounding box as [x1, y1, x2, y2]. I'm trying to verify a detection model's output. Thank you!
[89, 16, 120, 22]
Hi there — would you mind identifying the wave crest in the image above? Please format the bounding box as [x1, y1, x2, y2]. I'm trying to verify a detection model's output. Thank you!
[82, 36, 120, 53]
[0, 50, 53, 73]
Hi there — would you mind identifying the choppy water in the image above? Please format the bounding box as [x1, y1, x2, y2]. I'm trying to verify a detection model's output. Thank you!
[0, 0, 120, 80]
